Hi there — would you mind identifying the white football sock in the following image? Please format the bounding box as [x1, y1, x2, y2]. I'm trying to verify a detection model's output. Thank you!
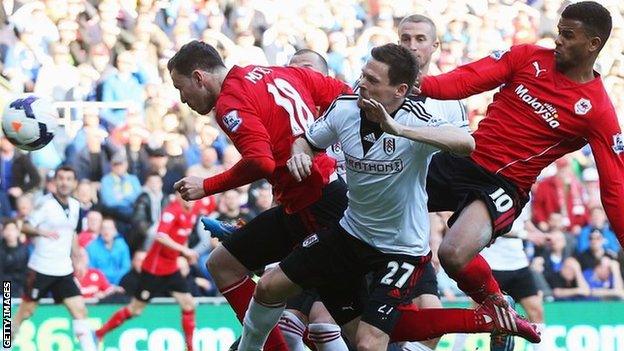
[532, 323, 546, 351]
[278, 310, 306, 351]
[451, 333, 469, 351]
[73, 319, 97, 351]
[239, 297, 285, 351]
[308, 323, 349, 351]
[401, 341, 434, 351]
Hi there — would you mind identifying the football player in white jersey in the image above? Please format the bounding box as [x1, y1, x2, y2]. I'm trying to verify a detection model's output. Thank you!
[11, 165, 97, 351]
[237, 43, 475, 351]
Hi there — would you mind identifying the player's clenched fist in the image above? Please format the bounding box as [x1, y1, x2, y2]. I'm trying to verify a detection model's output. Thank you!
[287, 153, 312, 182]
[174, 176, 206, 200]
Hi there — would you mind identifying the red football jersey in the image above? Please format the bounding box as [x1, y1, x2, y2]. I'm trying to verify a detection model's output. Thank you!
[142, 200, 196, 276]
[215, 65, 351, 213]
[421, 44, 624, 239]
[76, 268, 112, 299]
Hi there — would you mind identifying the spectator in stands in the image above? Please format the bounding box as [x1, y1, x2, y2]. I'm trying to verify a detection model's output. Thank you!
[71, 126, 113, 182]
[187, 146, 221, 179]
[216, 190, 253, 226]
[78, 210, 103, 248]
[532, 158, 588, 235]
[577, 207, 620, 254]
[75, 180, 97, 230]
[248, 181, 273, 218]
[74, 247, 121, 300]
[577, 229, 619, 271]
[119, 250, 147, 298]
[99, 152, 142, 224]
[143, 146, 185, 195]
[86, 217, 131, 285]
[0, 135, 41, 208]
[583, 256, 624, 300]
[124, 126, 150, 181]
[57, 18, 87, 65]
[177, 256, 216, 297]
[129, 172, 167, 253]
[34, 42, 80, 101]
[2, 24, 45, 92]
[548, 257, 591, 301]
[0, 219, 29, 297]
[100, 50, 146, 127]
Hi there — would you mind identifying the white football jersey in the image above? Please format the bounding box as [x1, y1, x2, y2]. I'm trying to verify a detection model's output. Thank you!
[306, 95, 450, 256]
[27, 193, 80, 276]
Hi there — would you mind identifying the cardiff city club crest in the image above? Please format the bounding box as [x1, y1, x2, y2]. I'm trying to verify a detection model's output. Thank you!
[383, 137, 395, 155]
[574, 98, 592, 115]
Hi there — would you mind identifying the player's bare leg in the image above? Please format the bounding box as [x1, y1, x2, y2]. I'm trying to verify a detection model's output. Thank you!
[64, 295, 97, 351]
[355, 321, 389, 351]
[172, 291, 197, 351]
[11, 300, 37, 341]
[437, 200, 539, 341]
[96, 298, 147, 340]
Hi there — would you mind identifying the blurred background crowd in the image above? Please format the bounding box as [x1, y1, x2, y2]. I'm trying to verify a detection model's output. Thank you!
[0, 0, 622, 303]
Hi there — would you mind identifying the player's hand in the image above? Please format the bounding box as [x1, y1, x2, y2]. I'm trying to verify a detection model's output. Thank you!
[361, 98, 404, 136]
[174, 176, 206, 200]
[40, 229, 59, 240]
[184, 249, 199, 265]
[287, 153, 313, 182]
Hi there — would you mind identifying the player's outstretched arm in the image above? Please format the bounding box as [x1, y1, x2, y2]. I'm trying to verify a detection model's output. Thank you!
[362, 98, 475, 155]
[155, 233, 199, 264]
[174, 156, 275, 200]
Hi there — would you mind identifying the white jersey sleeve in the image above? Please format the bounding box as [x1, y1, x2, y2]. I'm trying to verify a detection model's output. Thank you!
[305, 99, 343, 149]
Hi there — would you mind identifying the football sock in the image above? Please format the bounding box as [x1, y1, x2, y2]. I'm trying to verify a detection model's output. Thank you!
[73, 319, 97, 351]
[278, 311, 306, 351]
[96, 306, 133, 339]
[449, 254, 502, 304]
[182, 309, 196, 351]
[308, 323, 349, 351]
[239, 297, 286, 351]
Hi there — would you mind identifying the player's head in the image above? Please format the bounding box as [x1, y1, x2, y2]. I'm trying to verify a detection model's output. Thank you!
[54, 165, 77, 198]
[168, 40, 226, 115]
[358, 43, 418, 108]
[288, 49, 329, 75]
[398, 14, 439, 71]
[555, 1, 612, 71]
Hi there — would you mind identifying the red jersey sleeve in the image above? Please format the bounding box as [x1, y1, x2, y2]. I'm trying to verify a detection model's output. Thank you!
[587, 104, 624, 243]
[421, 45, 531, 100]
[202, 92, 276, 195]
[294, 67, 352, 113]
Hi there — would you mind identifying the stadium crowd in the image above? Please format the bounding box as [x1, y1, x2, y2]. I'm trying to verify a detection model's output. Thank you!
[0, 0, 623, 305]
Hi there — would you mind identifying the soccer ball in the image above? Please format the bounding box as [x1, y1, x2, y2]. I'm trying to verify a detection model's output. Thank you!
[1, 94, 58, 151]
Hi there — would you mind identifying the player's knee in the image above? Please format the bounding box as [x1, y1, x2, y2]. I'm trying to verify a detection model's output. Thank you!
[437, 242, 462, 269]
[255, 275, 278, 302]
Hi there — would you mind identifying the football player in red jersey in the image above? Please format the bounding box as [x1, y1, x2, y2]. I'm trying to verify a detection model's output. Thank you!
[168, 41, 351, 351]
[398, 0, 623, 336]
[96, 191, 199, 351]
